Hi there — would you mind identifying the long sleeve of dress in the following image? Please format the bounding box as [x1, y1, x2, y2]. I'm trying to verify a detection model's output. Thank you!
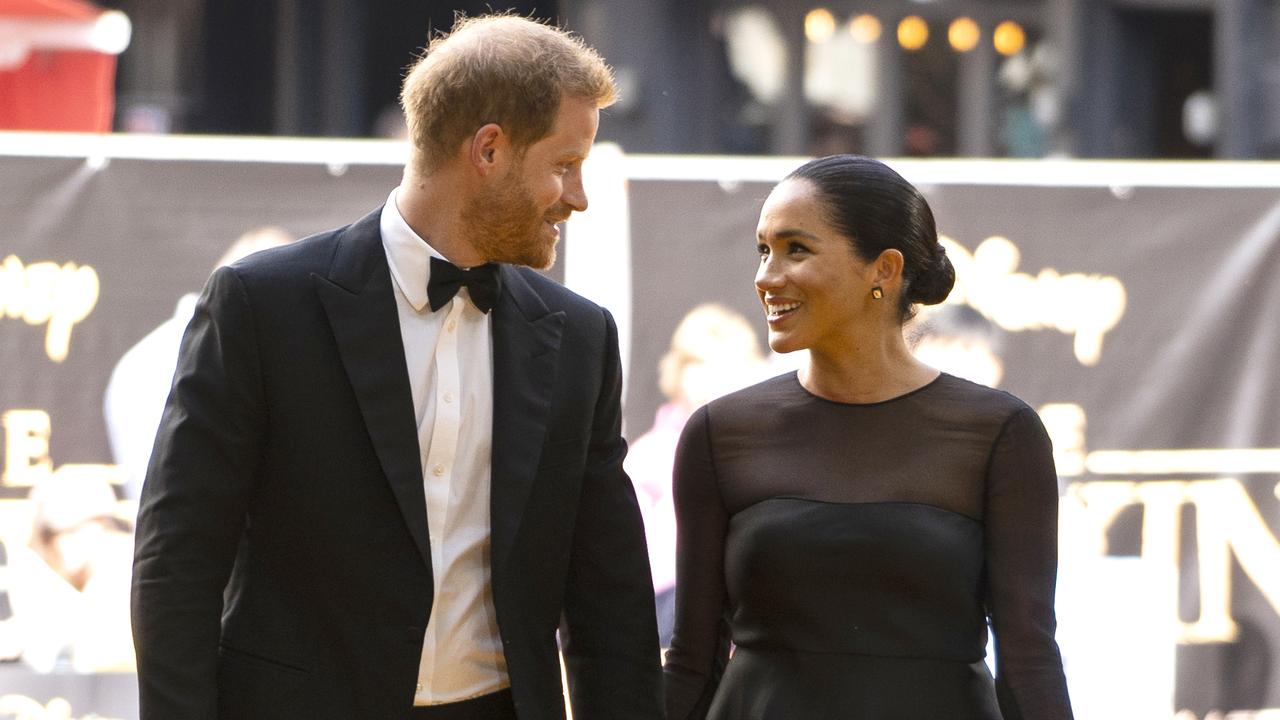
[662, 406, 732, 720]
[984, 406, 1074, 719]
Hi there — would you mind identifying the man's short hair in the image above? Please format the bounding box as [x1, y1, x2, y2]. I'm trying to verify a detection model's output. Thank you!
[400, 14, 617, 173]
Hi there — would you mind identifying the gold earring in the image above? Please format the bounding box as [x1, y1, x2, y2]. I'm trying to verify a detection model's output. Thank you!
[871, 286, 883, 300]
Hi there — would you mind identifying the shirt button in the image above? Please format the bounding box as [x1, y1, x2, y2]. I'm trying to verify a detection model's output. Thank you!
[443, 392, 454, 404]
[416, 683, 423, 692]
[447, 320, 457, 332]
[432, 464, 445, 476]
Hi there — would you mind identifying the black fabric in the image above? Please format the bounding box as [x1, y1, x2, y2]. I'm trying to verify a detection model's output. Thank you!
[427, 256, 501, 313]
[663, 372, 1072, 720]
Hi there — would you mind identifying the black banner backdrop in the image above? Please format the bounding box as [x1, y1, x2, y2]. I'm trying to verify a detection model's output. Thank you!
[0, 137, 1277, 719]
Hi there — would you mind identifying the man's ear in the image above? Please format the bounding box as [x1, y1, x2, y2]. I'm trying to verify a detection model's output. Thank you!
[469, 123, 507, 177]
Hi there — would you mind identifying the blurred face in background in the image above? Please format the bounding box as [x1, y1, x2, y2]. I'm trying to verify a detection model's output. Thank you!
[659, 303, 766, 413]
[50, 519, 112, 591]
[913, 335, 1004, 388]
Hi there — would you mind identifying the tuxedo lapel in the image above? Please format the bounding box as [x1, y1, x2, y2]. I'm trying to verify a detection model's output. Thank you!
[313, 209, 433, 575]
[491, 266, 565, 572]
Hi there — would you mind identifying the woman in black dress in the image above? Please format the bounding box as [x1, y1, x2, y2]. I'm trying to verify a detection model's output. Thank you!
[663, 155, 1073, 719]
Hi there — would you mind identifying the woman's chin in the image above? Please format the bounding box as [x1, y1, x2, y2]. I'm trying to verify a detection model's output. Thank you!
[767, 334, 805, 355]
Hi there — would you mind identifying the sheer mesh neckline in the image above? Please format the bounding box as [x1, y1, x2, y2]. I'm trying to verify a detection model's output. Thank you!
[787, 370, 946, 408]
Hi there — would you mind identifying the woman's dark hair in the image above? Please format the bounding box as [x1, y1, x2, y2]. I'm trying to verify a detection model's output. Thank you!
[786, 154, 955, 321]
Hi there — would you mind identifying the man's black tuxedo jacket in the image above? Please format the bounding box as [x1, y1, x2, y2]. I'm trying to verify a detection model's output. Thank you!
[131, 208, 662, 719]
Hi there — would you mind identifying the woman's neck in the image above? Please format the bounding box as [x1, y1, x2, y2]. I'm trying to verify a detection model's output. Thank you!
[800, 327, 937, 404]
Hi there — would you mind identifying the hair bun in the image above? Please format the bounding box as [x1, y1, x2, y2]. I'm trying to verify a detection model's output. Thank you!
[910, 246, 955, 306]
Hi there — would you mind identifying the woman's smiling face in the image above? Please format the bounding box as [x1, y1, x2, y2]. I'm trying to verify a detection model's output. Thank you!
[754, 178, 878, 355]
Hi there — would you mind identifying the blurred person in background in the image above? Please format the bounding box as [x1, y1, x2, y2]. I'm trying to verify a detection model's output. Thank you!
[104, 226, 296, 499]
[908, 303, 1005, 389]
[130, 14, 659, 720]
[663, 155, 1072, 719]
[626, 303, 766, 648]
[8, 474, 134, 673]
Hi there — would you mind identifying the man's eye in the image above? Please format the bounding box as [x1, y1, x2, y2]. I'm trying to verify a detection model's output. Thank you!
[788, 242, 809, 254]
[756, 244, 770, 256]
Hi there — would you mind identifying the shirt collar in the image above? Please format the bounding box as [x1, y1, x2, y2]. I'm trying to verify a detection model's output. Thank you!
[380, 187, 444, 312]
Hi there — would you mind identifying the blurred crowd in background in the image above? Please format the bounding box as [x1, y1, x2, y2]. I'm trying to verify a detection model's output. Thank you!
[3, 0, 1279, 159]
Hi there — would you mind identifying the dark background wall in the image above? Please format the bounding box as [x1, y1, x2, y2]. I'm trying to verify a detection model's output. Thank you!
[97, 0, 1280, 159]
[102, 1, 558, 137]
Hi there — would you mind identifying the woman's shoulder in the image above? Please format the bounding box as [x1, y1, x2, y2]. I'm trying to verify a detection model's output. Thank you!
[679, 372, 802, 439]
[703, 371, 801, 413]
[929, 372, 1039, 426]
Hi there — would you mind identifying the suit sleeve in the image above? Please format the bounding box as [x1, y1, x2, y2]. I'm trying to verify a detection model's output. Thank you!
[131, 266, 267, 720]
[985, 406, 1074, 720]
[560, 307, 663, 719]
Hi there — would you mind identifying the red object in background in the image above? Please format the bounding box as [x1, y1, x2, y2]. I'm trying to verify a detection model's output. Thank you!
[0, 50, 116, 131]
[0, 0, 125, 132]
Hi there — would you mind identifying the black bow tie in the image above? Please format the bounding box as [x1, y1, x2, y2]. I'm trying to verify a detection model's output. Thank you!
[427, 256, 501, 313]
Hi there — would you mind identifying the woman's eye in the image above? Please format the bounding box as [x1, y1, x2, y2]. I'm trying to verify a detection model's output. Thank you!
[756, 243, 770, 256]
[788, 242, 809, 255]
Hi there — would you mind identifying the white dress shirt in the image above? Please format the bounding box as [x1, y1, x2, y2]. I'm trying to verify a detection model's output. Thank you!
[379, 190, 509, 705]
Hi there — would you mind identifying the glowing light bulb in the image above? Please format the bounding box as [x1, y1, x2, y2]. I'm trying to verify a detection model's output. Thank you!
[993, 21, 1026, 56]
[805, 8, 837, 44]
[898, 16, 929, 51]
[849, 14, 882, 44]
[948, 17, 980, 53]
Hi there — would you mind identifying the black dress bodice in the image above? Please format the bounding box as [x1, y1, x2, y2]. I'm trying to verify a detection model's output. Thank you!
[662, 372, 1073, 720]
[726, 499, 988, 658]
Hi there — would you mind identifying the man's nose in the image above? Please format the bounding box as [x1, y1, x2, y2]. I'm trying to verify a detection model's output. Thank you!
[563, 175, 588, 213]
